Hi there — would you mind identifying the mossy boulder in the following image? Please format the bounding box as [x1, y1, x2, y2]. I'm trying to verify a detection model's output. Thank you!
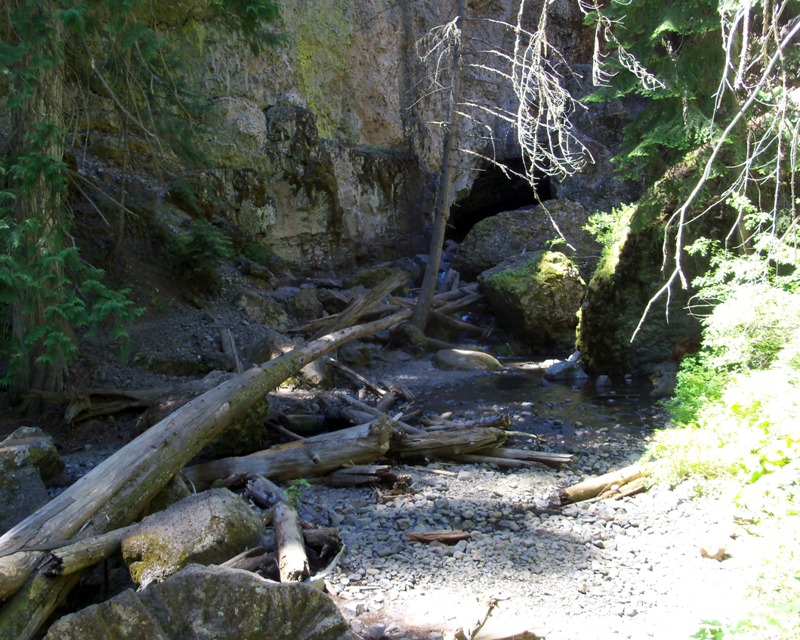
[44, 564, 353, 640]
[121, 489, 262, 588]
[480, 251, 586, 351]
[576, 164, 707, 375]
[453, 200, 601, 279]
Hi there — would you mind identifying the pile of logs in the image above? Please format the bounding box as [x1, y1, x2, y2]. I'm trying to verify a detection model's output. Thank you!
[0, 272, 642, 640]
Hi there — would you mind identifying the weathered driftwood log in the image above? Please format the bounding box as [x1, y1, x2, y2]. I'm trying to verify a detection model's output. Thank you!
[221, 327, 244, 374]
[447, 454, 544, 469]
[337, 392, 423, 435]
[470, 447, 573, 468]
[312, 271, 407, 339]
[246, 476, 287, 509]
[325, 465, 401, 487]
[183, 418, 394, 490]
[222, 546, 274, 572]
[391, 426, 507, 460]
[273, 502, 309, 583]
[0, 309, 411, 640]
[329, 358, 386, 398]
[405, 531, 471, 544]
[38, 523, 140, 578]
[599, 475, 647, 500]
[557, 464, 646, 505]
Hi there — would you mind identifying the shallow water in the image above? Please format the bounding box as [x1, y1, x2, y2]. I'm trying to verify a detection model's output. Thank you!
[410, 361, 666, 450]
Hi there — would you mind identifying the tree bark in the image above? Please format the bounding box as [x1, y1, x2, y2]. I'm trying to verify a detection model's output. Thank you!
[273, 502, 309, 583]
[0, 310, 410, 639]
[6, 0, 68, 412]
[391, 426, 507, 460]
[411, 0, 467, 332]
[183, 418, 394, 490]
[557, 464, 646, 505]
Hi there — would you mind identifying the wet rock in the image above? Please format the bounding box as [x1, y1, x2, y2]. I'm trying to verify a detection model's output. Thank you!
[44, 565, 353, 640]
[544, 359, 588, 382]
[433, 349, 504, 372]
[480, 251, 586, 351]
[453, 200, 600, 278]
[649, 360, 678, 398]
[121, 488, 262, 587]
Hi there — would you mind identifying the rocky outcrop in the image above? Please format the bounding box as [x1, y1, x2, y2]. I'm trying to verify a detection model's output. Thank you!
[480, 251, 586, 351]
[576, 169, 705, 375]
[73, 1, 636, 275]
[453, 199, 601, 278]
[44, 565, 353, 640]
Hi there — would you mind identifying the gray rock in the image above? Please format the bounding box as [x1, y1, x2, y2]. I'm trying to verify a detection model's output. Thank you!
[0, 426, 63, 483]
[45, 565, 353, 640]
[433, 349, 503, 372]
[122, 488, 262, 587]
[453, 200, 601, 278]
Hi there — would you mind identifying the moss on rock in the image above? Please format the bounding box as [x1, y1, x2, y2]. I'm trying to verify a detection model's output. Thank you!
[480, 251, 586, 351]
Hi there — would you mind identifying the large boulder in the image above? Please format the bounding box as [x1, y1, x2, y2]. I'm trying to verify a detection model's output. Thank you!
[44, 564, 353, 640]
[479, 251, 586, 351]
[121, 489, 262, 588]
[453, 200, 601, 278]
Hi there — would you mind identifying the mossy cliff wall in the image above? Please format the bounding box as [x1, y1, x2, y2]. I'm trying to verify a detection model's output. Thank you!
[64, 0, 635, 274]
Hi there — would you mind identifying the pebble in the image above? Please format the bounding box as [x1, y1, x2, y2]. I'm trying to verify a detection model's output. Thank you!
[295, 403, 740, 640]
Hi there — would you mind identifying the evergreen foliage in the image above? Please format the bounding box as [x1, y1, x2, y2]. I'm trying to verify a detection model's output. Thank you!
[0, 0, 282, 402]
[584, 0, 725, 179]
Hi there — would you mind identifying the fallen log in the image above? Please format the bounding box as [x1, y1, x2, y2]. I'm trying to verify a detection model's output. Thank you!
[183, 418, 394, 490]
[391, 426, 507, 460]
[469, 447, 573, 468]
[245, 476, 287, 509]
[312, 271, 407, 339]
[329, 358, 386, 398]
[405, 530, 471, 544]
[273, 502, 309, 583]
[38, 523, 139, 578]
[337, 392, 423, 435]
[557, 464, 646, 505]
[446, 454, 545, 469]
[0, 309, 411, 640]
[325, 465, 404, 488]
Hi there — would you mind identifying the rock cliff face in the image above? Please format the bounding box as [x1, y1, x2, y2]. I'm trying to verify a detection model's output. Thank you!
[76, 0, 637, 273]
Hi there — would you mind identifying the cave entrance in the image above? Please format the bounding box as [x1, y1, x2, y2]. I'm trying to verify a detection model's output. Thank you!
[447, 159, 552, 242]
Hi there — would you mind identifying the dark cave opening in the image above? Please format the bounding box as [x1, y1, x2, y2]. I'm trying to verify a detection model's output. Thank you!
[447, 159, 553, 242]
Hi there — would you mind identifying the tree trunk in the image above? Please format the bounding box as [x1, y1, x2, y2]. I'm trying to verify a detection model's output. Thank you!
[411, 0, 467, 332]
[6, 1, 68, 412]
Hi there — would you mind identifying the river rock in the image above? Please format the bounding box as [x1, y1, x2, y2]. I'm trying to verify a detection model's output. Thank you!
[479, 251, 586, 350]
[44, 564, 353, 640]
[121, 488, 262, 587]
[433, 349, 504, 372]
[453, 200, 601, 278]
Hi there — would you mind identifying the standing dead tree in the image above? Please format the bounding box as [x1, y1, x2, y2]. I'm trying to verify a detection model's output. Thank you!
[410, 0, 597, 332]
